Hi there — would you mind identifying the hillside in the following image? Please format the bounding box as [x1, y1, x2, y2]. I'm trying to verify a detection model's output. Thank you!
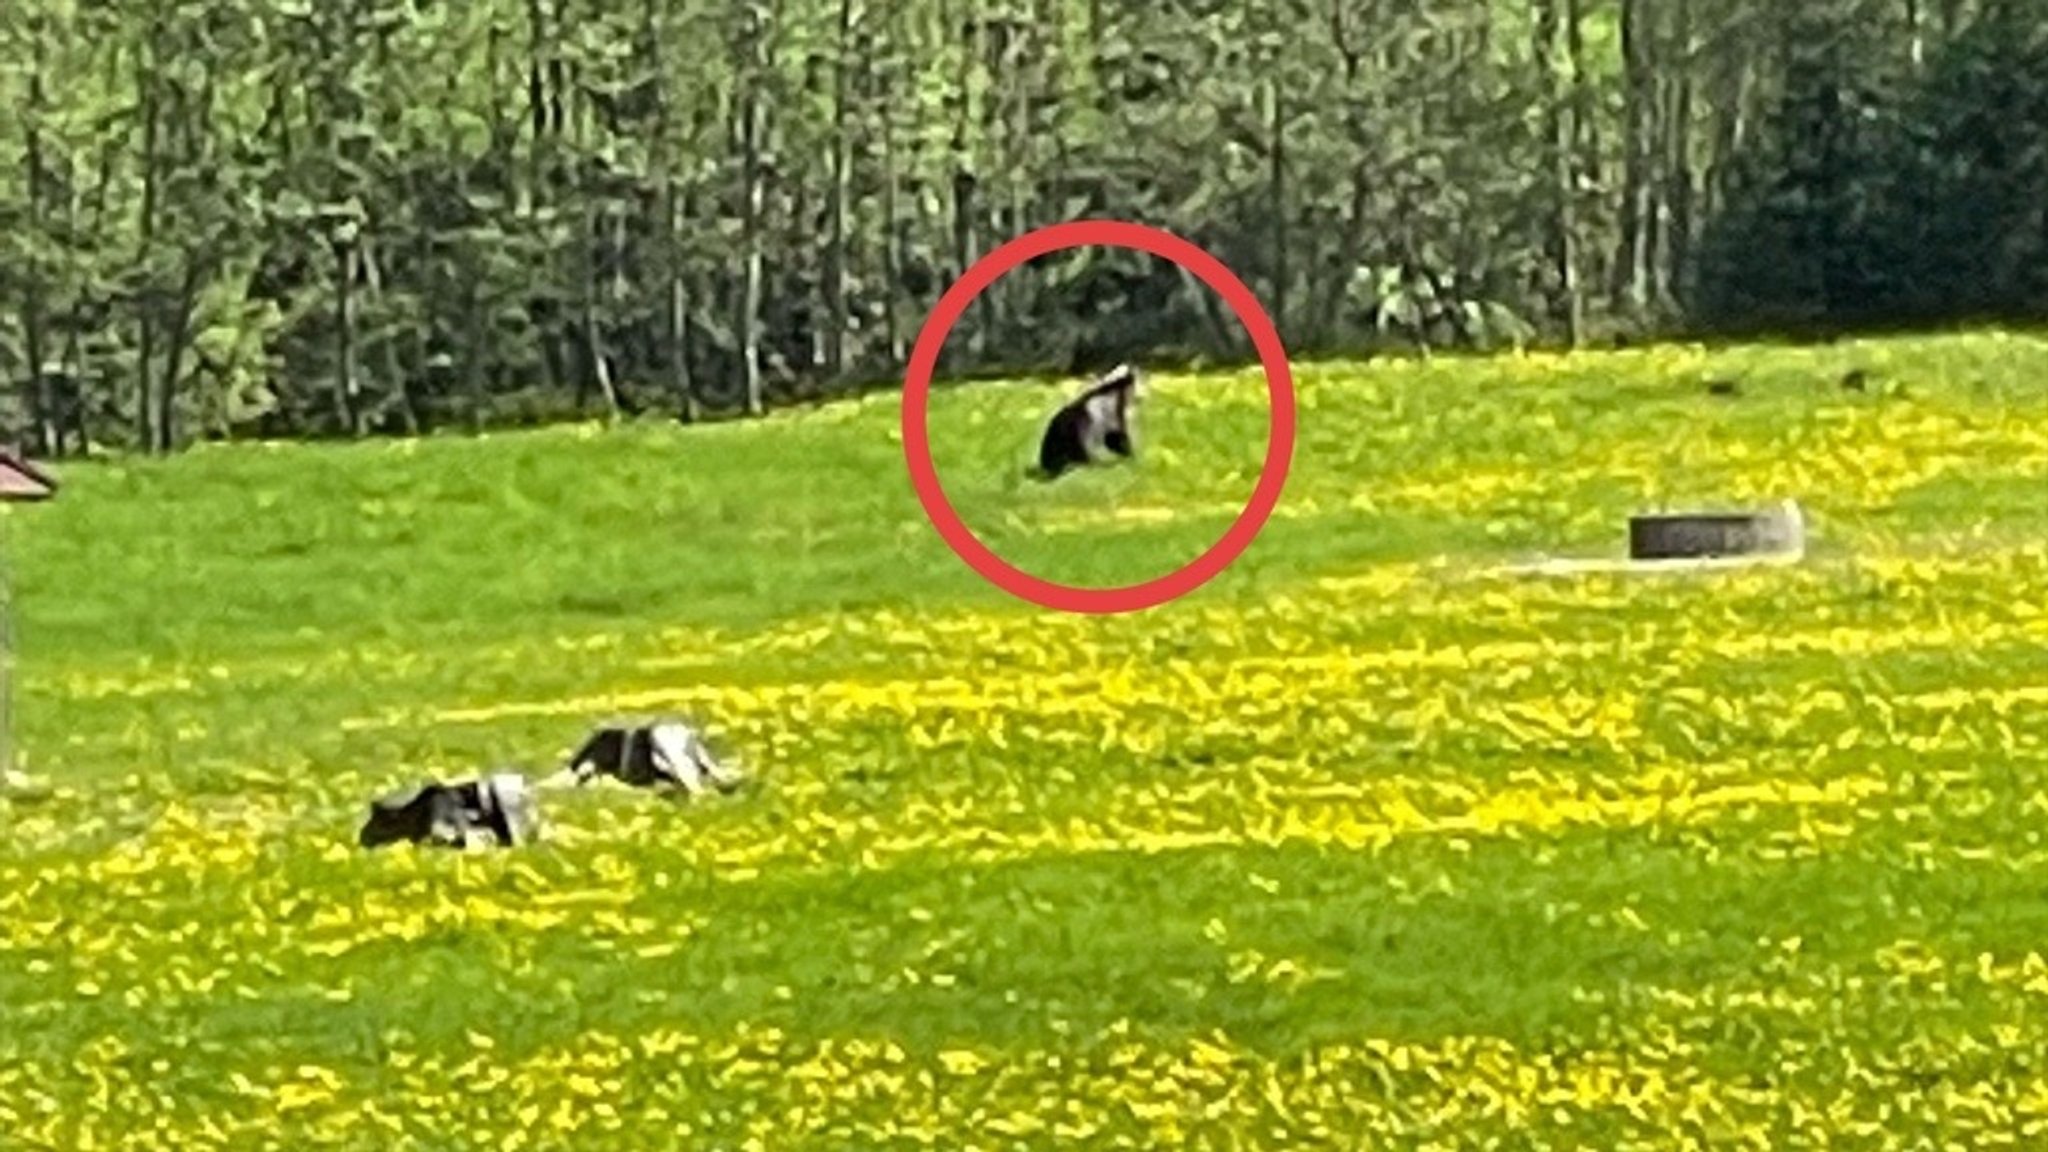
[4, 332, 2048, 1147]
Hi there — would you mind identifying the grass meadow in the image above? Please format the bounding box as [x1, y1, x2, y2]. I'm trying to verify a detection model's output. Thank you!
[5, 331, 2048, 1148]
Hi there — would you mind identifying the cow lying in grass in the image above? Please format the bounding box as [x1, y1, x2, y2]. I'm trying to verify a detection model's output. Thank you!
[355, 717, 738, 850]
[358, 771, 537, 850]
[561, 717, 741, 796]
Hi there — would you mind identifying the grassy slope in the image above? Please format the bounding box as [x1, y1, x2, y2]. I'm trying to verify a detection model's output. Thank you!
[4, 331, 2048, 1148]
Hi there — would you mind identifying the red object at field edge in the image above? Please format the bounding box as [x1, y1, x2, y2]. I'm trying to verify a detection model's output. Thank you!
[0, 450, 58, 502]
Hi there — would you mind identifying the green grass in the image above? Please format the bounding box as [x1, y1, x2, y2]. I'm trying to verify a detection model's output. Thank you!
[5, 330, 2048, 1148]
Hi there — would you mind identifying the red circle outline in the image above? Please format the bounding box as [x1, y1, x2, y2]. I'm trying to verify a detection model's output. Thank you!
[901, 219, 1296, 615]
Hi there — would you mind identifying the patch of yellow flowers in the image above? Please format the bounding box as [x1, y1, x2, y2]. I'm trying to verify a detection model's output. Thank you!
[8, 1015, 2048, 1148]
[9, 539, 2048, 1146]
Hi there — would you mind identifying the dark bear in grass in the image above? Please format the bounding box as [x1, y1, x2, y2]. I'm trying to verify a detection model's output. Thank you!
[1032, 363, 1140, 481]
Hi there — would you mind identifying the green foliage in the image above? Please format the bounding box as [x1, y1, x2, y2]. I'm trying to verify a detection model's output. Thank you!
[1, 1, 2044, 456]
[1690, 2, 2048, 332]
[1890, 7, 2048, 317]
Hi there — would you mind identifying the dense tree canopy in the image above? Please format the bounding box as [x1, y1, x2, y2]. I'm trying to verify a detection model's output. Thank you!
[0, 0, 2040, 455]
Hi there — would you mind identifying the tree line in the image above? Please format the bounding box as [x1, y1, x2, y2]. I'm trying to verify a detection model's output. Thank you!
[0, 0, 2041, 457]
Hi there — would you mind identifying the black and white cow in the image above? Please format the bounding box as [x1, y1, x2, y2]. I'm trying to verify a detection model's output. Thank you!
[358, 771, 538, 850]
[564, 718, 741, 796]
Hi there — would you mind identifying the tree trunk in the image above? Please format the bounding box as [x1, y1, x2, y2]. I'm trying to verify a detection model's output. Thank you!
[462, 271, 489, 434]
[153, 62, 222, 454]
[336, 236, 360, 437]
[951, 9, 983, 359]
[361, 235, 422, 435]
[523, 0, 568, 400]
[526, 0, 550, 151]
[791, 160, 818, 375]
[1566, 0, 1597, 187]
[1009, 14, 1035, 244]
[642, 0, 696, 423]
[1664, 0, 1695, 305]
[1535, 0, 1582, 345]
[880, 21, 904, 364]
[1614, 0, 1654, 314]
[825, 0, 857, 379]
[158, 259, 206, 454]
[1088, 0, 1109, 117]
[984, 17, 1028, 343]
[23, 13, 52, 456]
[1267, 73, 1288, 337]
[471, 20, 509, 433]
[738, 5, 767, 417]
[1564, 0, 1601, 299]
[134, 39, 163, 453]
[1320, 0, 1372, 346]
[579, 196, 620, 420]
[1704, 29, 1751, 222]
[56, 108, 112, 455]
[670, 185, 698, 423]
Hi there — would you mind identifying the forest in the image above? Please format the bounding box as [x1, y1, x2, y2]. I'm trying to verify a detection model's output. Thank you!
[1, 0, 2044, 456]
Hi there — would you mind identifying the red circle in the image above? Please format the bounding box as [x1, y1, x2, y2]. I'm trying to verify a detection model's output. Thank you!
[902, 219, 1296, 615]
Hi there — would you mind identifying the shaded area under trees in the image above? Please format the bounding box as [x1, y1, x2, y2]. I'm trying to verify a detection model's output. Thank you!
[0, 0, 2041, 456]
